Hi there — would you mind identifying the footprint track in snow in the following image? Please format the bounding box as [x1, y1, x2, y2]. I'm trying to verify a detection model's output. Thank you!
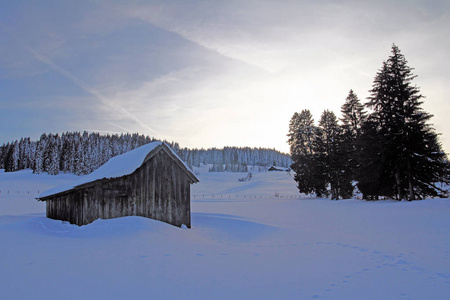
[308, 241, 448, 297]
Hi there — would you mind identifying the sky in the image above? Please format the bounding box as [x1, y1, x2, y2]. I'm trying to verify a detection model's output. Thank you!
[1, 0, 449, 154]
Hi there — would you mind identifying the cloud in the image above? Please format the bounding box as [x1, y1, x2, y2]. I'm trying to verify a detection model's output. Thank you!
[1, 0, 449, 153]
[27, 47, 160, 136]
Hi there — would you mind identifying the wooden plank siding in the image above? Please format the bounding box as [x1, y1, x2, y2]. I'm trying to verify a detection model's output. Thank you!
[43, 148, 196, 227]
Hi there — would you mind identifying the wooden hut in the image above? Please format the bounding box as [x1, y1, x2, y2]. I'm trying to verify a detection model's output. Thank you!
[268, 166, 289, 172]
[37, 142, 198, 227]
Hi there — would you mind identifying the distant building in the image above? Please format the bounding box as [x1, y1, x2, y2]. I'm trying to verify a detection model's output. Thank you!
[37, 142, 198, 227]
[268, 166, 289, 172]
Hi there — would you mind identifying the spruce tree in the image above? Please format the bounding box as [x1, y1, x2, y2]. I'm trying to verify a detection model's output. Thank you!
[287, 109, 316, 156]
[339, 90, 366, 196]
[0, 145, 4, 169]
[288, 110, 328, 197]
[364, 44, 447, 200]
[4, 141, 20, 172]
[318, 110, 353, 199]
[341, 90, 366, 138]
[356, 118, 391, 199]
[33, 135, 46, 174]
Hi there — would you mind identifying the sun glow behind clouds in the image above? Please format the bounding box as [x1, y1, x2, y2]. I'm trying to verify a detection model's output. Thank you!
[0, 1, 449, 154]
[121, 0, 450, 153]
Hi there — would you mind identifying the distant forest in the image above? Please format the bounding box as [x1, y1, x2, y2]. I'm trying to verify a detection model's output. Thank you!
[0, 132, 291, 175]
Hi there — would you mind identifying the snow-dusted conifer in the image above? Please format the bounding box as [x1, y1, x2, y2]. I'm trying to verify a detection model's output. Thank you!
[33, 134, 47, 174]
[288, 110, 326, 196]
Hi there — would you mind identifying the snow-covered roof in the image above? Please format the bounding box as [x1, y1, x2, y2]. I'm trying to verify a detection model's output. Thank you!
[38, 142, 197, 199]
[268, 166, 289, 171]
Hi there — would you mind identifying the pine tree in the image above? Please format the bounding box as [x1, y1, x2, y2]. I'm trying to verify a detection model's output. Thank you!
[363, 44, 447, 200]
[318, 110, 353, 199]
[341, 90, 366, 138]
[60, 133, 72, 172]
[43, 134, 60, 175]
[0, 144, 4, 169]
[355, 118, 391, 199]
[287, 110, 316, 156]
[339, 90, 366, 196]
[18, 138, 27, 170]
[34, 134, 47, 174]
[288, 110, 328, 196]
[4, 141, 20, 172]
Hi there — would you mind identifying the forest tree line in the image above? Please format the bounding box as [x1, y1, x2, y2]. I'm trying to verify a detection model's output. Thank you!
[288, 45, 449, 200]
[0, 132, 291, 175]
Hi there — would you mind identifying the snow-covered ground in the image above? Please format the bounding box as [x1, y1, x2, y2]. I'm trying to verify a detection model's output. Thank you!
[1, 166, 450, 299]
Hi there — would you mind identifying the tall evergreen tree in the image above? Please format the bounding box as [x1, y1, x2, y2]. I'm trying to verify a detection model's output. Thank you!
[288, 110, 328, 197]
[341, 90, 366, 142]
[33, 134, 47, 174]
[287, 110, 316, 157]
[363, 44, 447, 200]
[4, 141, 20, 172]
[318, 110, 353, 199]
[355, 118, 391, 199]
[340, 90, 366, 191]
[0, 144, 4, 169]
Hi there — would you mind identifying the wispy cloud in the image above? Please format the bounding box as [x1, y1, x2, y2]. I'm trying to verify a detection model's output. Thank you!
[107, 122, 133, 133]
[84, 129, 127, 135]
[1, 1, 448, 153]
[27, 47, 160, 136]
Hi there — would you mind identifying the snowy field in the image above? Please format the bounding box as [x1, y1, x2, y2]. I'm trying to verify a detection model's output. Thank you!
[1, 166, 450, 299]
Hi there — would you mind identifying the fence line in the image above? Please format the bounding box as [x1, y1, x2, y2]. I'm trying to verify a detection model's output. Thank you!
[0, 190, 41, 196]
[0, 190, 305, 200]
[192, 193, 307, 199]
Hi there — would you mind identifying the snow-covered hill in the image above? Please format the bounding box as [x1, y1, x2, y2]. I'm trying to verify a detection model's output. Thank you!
[1, 168, 450, 299]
